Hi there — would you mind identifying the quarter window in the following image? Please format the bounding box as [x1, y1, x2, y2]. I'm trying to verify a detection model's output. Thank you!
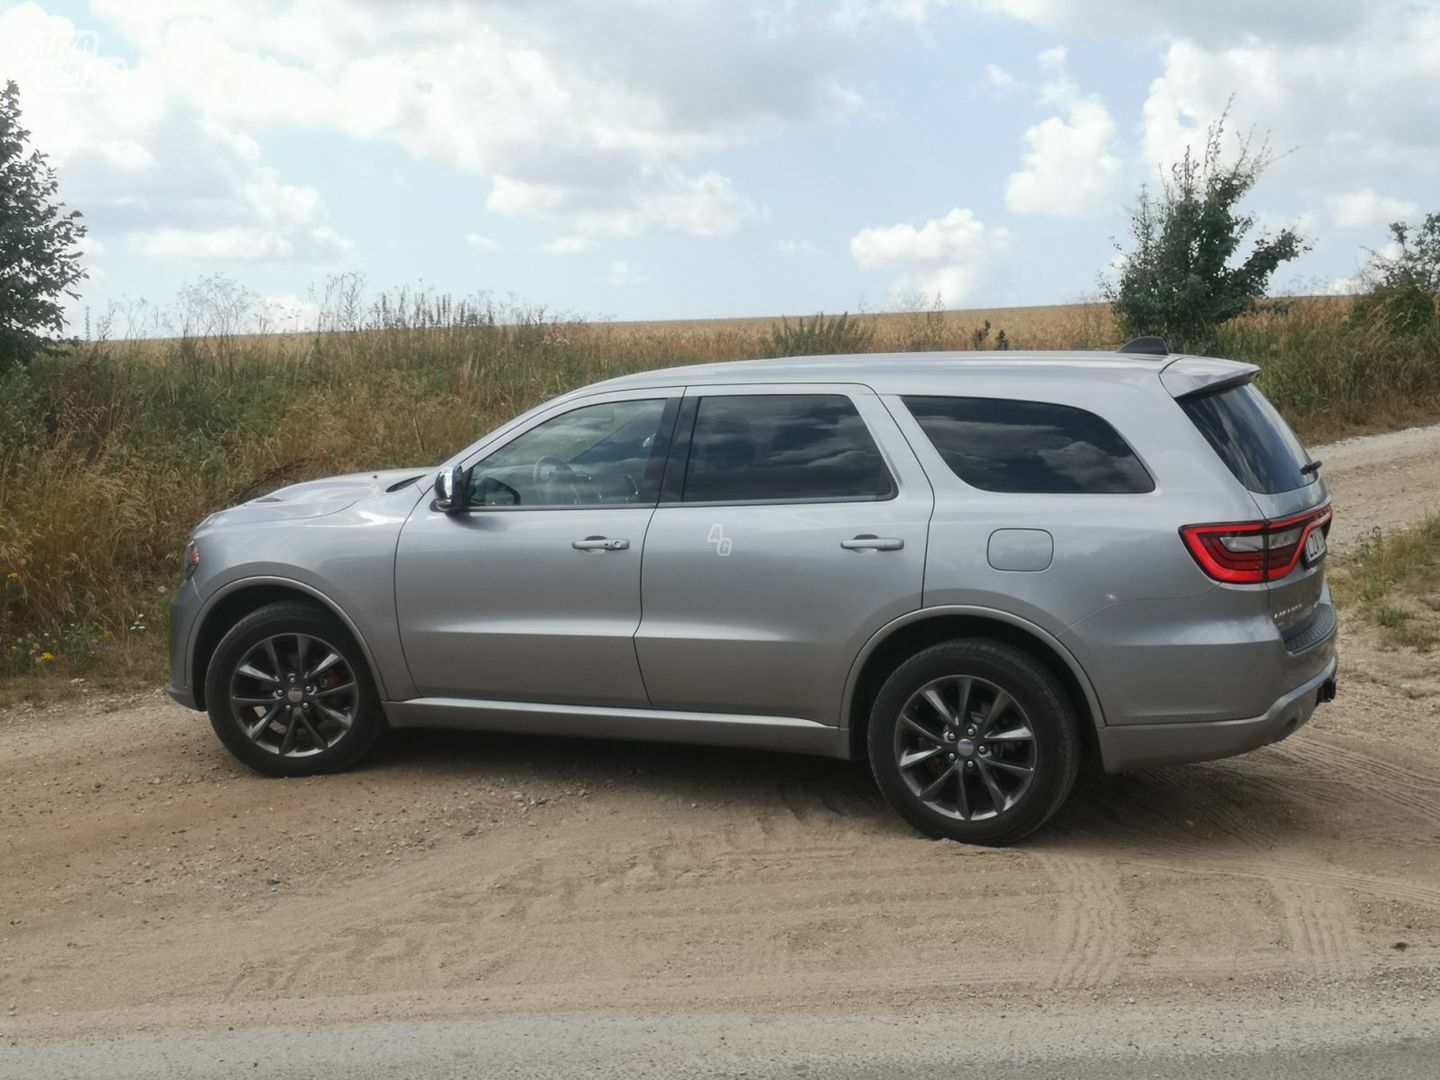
[470, 398, 669, 507]
[682, 394, 894, 503]
[903, 396, 1153, 494]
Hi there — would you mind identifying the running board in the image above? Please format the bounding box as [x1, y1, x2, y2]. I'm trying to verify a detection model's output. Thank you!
[383, 697, 851, 759]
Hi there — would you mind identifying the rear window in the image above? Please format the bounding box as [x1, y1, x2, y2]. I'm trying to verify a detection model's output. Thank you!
[1179, 383, 1311, 494]
[902, 396, 1154, 494]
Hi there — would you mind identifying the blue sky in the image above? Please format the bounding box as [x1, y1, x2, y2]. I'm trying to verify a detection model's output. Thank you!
[2, 0, 1436, 330]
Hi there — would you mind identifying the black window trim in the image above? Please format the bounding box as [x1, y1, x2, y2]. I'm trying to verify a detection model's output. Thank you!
[902, 393, 1157, 496]
[449, 395, 683, 513]
[658, 390, 900, 508]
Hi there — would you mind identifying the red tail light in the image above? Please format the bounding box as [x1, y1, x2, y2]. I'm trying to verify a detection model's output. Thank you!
[1180, 504, 1332, 584]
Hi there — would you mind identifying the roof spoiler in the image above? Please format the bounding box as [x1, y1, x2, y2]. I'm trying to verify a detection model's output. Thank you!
[1118, 336, 1170, 356]
[1159, 356, 1260, 399]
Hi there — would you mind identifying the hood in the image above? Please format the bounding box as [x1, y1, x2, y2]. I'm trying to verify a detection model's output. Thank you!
[205, 468, 430, 526]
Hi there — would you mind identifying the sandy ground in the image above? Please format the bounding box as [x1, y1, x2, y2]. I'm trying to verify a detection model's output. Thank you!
[1316, 420, 1440, 554]
[2, 423, 1440, 1064]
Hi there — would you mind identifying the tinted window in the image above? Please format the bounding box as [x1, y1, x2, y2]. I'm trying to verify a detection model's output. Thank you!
[1180, 383, 1310, 494]
[682, 394, 893, 503]
[903, 396, 1153, 494]
[472, 399, 667, 507]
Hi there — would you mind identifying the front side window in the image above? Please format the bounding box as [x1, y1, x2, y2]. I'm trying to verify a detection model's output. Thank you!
[470, 398, 668, 507]
[682, 394, 894, 503]
[903, 396, 1153, 494]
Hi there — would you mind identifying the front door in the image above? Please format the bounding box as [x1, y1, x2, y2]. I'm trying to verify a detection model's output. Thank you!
[635, 386, 932, 725]
[396, 391, 677, 706]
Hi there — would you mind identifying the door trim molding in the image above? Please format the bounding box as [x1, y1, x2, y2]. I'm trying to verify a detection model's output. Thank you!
[383, 697, 850, 758]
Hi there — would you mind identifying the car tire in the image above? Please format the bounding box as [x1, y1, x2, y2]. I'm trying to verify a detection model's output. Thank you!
[868, 639, 1080, 846]
[205, 601, 386, 777]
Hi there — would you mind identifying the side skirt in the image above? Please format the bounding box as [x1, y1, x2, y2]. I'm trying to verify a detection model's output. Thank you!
[383, 697, 853, 760]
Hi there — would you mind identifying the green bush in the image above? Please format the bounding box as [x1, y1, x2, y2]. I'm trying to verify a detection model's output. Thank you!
[1104, 111, 1307, 353]
[769, 312, 876, 356]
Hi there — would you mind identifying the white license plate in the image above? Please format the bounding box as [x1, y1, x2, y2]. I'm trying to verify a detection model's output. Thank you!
[1303, 528, 1327, 565]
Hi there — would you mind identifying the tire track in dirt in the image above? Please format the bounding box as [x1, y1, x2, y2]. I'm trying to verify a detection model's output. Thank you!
[1274, 736, 1440, 828]
[1275, 883, 1361, 979]
[1036, 852, 1127, 990]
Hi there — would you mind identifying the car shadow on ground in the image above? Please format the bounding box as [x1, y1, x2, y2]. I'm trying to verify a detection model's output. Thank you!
[367, 726, 1346, 854]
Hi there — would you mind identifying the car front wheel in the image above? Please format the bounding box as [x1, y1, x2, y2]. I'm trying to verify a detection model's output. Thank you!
[868, 639, 1080, 845]
[205, 601, 385, 777]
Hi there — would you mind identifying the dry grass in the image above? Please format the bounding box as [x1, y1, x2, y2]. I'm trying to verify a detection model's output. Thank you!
[1331, 515, 1440, 653]
[1, 288, 1438, 690]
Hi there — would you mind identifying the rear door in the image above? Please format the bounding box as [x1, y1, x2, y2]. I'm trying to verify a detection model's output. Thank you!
[635, 385, 932, 726]
[1174, 375, 1330, 636]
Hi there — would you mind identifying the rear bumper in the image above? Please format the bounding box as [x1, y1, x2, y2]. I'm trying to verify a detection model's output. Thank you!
[1097, 654, 1338, 772]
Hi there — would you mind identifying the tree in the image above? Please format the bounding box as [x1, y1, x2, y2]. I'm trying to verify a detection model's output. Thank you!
[1104, 111, 1307, 353]
[1351, 212, 1439, 335]
[0, 80, 87, 371]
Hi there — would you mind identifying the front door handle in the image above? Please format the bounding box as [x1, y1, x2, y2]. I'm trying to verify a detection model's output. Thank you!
[573, 536, 630, 551]
[841, 535, 904, 552]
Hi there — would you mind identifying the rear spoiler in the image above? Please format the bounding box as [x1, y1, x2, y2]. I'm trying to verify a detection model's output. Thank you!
[1158, 356, 1260, 400]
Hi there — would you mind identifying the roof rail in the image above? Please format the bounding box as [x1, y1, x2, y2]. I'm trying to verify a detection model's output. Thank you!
[1118, 336, 1170, 356]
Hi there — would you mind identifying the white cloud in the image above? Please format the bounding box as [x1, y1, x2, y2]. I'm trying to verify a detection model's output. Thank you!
[973, 1, 1371, 48]
[465, 233, 502, 253]
[851, 208, 1010, 304]
[258, 294, 322, 333]
[777, 239, 825, 256]
[492, 171, 755, 240]
[60, 0, 907, 246]
[1327, 190, 1421, 230]
[607, 260, 649, 286]
[1004, 47, 1122, 217]
[0, 3, 348, 264]
[1137, 6, 1440, 189]
[539, 236, 598, 255]
[985, 64, 1015, 88]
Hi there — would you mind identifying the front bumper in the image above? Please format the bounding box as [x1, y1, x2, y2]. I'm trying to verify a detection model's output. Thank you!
[166, 578, 204, 712]
[165, 683, 199, 710]
[1097, 654, 1338, 773]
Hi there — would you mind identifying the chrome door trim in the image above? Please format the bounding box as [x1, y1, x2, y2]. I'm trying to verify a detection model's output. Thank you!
[383, 697, 851, 758]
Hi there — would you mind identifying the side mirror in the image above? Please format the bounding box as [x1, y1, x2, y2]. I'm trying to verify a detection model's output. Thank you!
[434, 466, 469, 512]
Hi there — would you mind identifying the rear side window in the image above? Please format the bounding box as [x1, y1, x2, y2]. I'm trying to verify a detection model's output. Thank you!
[1179, 382, 1311, 494]
[903, 396, 1154, 494]
[682, 394, 894, 503]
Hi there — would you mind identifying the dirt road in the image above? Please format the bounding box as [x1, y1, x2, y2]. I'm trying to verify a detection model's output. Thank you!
[2, 423, 1439, 1066]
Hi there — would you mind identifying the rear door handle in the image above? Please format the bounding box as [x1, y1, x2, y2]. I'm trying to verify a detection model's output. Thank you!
[841, 535, 904, 552]
[573, 536, 630, 551]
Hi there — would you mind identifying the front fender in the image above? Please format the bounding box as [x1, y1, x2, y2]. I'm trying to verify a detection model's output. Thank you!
[186, 574, 401, 701]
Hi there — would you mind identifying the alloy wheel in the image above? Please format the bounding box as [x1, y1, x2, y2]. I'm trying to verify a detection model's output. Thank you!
[228, 633, 358, 758]
[893, 674, 1037, 820]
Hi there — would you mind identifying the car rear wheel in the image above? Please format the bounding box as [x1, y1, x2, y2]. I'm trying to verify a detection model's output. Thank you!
[205, 601, 385, 777]
[868, 639, 1080, 845]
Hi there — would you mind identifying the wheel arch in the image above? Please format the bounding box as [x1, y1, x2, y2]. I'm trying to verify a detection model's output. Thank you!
[188, 577, 385, 710]
[842, 606, 1105, 765]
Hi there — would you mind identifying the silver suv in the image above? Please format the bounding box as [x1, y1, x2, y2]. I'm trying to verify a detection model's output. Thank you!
[167, 342, 1338, 844]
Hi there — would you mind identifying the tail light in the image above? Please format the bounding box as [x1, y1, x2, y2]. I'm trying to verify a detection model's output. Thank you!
[1180, 504, 1332, 584]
